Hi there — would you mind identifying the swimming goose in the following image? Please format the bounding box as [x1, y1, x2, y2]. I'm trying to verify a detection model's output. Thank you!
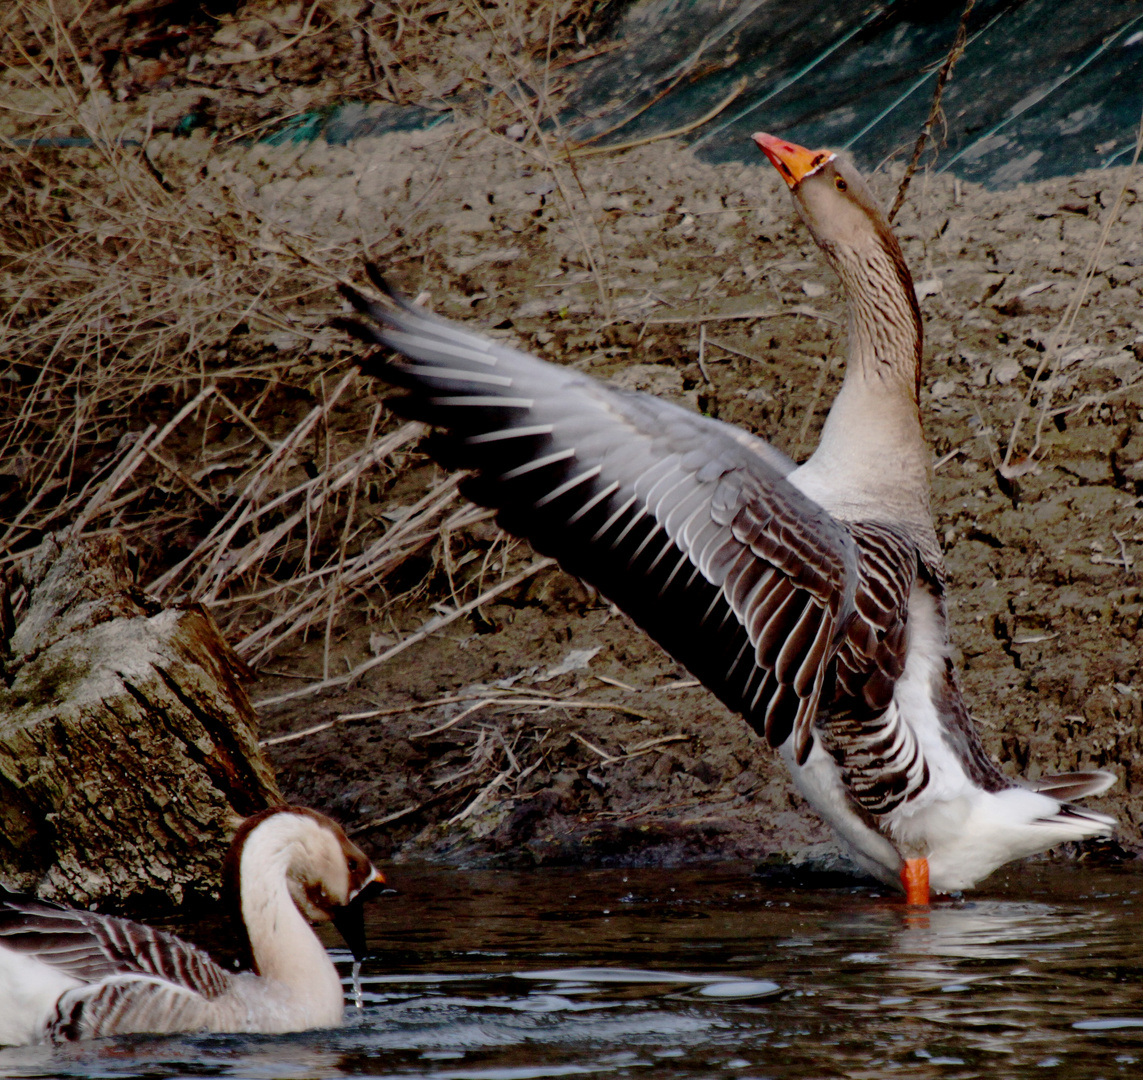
[0, 806, 384, 1044]
[334, 133, 1115, 903]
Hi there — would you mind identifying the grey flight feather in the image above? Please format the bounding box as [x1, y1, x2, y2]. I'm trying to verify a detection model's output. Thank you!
[337, 275, 886, 763]
[1028, 771, 1117, 802]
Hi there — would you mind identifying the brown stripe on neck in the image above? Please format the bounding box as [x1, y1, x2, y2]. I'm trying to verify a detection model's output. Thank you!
[867, 207, 924, 404]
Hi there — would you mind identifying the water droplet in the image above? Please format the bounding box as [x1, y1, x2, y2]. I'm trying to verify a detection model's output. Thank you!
[351, 960, 364, 1010]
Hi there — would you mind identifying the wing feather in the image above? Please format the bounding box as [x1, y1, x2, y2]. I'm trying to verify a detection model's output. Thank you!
[0, 888, 231, 1001]
[338, 275, 875, 756]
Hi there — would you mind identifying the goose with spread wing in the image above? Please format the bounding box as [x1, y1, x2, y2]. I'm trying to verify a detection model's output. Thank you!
[334, 133, 1114, 903]
[0, 806, 384, 1044]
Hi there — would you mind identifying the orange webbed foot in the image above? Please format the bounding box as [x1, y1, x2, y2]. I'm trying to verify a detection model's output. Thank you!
[901, 858, 930, 905]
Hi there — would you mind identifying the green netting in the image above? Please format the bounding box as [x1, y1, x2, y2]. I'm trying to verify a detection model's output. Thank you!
[565, 0, 1143, 187]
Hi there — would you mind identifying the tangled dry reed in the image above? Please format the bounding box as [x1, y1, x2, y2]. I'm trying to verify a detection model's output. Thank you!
[0, 0, 606, 676]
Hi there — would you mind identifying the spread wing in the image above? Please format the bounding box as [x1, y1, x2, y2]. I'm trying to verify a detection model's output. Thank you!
[0, 887, 231, 1001]
[336, 271, 878, 762]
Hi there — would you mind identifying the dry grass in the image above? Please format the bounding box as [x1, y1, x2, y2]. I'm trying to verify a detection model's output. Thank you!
[0, 1, 608, 137]
[262, 679, 685, 835]
[0, 0, 613, 670]
[1, 10, 373, 659]
[8, 4, 1140, 854]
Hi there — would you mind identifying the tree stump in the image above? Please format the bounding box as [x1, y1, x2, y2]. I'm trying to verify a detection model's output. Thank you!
[0, 532, 281, 911]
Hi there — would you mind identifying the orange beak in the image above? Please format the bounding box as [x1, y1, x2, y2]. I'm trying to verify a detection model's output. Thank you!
[752, 132, 835, 189]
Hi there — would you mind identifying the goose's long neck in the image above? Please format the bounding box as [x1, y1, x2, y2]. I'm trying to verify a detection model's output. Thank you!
[239, 837, 342, 1009]
[833, 240, 923, 395]
[793, 233, 932, 534]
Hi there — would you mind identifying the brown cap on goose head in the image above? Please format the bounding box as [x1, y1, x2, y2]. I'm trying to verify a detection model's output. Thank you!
[752, 132, 923, 404]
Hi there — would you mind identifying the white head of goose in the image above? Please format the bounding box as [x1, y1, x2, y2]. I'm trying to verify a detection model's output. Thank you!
[0, 806, 384, 1044]
[334, 134, 1115, 904]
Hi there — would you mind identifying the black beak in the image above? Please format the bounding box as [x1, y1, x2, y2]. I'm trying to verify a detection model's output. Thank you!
[332, 877, 385, 962]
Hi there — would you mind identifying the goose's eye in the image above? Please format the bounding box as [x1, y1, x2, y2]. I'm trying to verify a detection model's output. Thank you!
[835, 176, 848, 192]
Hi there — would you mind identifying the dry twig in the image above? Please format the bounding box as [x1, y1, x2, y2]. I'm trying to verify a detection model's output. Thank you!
[205, 0, 323, 66]
[888, 0, 976, 224]
[255, 556, 557, 708]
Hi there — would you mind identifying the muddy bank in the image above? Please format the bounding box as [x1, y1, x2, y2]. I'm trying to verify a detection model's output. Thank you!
[221, 124, 1143, 868]
[3, 5, 1140, 872]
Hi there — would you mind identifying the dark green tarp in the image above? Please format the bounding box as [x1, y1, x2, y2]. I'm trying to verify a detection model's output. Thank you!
[566, 0, 1143, 187]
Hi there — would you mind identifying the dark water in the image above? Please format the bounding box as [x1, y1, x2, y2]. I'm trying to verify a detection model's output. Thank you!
[4, 863, 1143, 1079]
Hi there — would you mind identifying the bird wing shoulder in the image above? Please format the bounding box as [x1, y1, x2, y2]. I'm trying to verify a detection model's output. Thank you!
[824, 524, 1018, 814]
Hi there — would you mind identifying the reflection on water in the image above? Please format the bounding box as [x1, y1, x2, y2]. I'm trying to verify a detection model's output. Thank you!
[2, 863, 1142, 1078]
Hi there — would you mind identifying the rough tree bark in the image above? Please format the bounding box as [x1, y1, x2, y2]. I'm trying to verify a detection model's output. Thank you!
[0, 532, 282, 911]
